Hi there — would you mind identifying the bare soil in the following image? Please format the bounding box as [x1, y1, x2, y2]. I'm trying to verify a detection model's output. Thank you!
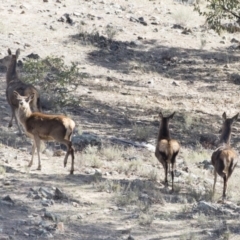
[1, 0, 240, 239]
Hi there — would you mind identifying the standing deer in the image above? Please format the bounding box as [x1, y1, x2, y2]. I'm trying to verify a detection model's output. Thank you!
[13, 91, 75, 174]
[155, 112, 180, 191]
[211, 112, 239, 202]
[0, 48, 41, 134]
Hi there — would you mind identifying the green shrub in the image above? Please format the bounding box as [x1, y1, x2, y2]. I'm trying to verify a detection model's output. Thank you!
[22, 56, 81, 107]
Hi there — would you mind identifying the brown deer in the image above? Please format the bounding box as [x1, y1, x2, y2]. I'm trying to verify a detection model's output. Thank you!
[13, 91, 75, 174]
[211, 112, 239, 202]
[0, 48, 41, 134]
[155, 112, 180, 191]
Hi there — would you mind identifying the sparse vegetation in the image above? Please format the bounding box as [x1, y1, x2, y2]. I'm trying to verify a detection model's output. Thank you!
[101, 144, 123, 161]
[200, 34, 207, 49]
[132, 124, 152, 141]
[0, 165, 6, 175]
[138, 212, 155, 226]
[115, 189, 139, 207]
[105, 25, 118, 40]
[22, 56, 80, 107]
[194, 0, 240, 34]
[1, 0, 240, 239]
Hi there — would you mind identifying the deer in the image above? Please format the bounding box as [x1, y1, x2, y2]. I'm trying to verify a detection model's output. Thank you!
[155, 112, 180, 191]
[13, 91, 75, 174]
[211, 112, 239, 203]
[0, 48, 41, 134]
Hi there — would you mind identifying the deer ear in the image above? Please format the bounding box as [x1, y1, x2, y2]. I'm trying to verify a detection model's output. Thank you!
[8, 48, 11, 55]
[13, 91, 20, 99]
[222, 112, 227, 120]
[168, 112, 175, 119]
[28, 93, 35, 103]
[16, 49, 20, 59]
[232, 113, 239, 122]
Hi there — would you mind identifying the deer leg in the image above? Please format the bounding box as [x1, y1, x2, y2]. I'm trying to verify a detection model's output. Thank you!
[164, 162, 168, 186]
[8, 107, 14, 128]
[70, 145, 75, 175]
[30, 98, 39, 112]
[60, 139, 74, 174]
[28, 141, 36, 168]
[223, 175, 227, 202]
[213, 169, 217, 196]
[34, 135, 42, 170]
[171, 163, 175, 192]
[170, 152, 178, 192]
[8, 107, 22, 134]
[228, 160, 237, 179]
[14, 108, 22, 134]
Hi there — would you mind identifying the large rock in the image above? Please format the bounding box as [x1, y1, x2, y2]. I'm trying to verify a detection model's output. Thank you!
[72, 133, 102, 151]
[194, 201, 240, 216]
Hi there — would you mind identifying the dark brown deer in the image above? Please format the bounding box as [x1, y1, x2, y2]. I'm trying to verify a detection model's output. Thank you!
[211, 112, 239, 202]
[155, 112, 180, 191]
[14, 91, 75, 174]
[0, 48, 41, 134]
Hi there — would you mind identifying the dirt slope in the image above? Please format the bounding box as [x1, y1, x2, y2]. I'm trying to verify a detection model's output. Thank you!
[1, 0, 240, 239]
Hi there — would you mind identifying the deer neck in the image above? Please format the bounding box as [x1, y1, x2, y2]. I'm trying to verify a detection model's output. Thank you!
[158, 122, 170, 141]
[6, 59, 18, 84]
[219, 125, 231, 145]
[18, 107, 32, 127]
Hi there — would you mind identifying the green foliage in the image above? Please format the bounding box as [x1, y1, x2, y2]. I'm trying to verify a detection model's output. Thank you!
[22, 56, 80, 107]
[194, 0, 240, 34]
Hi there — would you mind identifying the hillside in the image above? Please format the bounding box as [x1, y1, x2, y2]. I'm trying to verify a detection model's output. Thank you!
[0, 0, 240, 239]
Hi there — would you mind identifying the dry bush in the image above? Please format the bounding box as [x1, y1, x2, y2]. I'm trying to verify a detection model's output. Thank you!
[81, 146, 102, 168]
[101, 144, 123, 161]
[132, 124, 152, 141]
[95, 180, 121, 193]
[139, 212, 154, 226]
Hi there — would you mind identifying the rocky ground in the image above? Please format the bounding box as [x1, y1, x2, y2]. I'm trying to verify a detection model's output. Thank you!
[1, 0, 240, 239]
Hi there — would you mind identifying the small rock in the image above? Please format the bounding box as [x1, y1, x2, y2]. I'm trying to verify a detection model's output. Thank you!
[2, 195, 14, 204]
[138, 17, 147, 26]
[63, 13, 74, 25]
[53, 149, 65, 156]
[182, 28, 192, 35]
[231, 38, 239, 43]
[128, 235, 135, 240]
[129, 17, 139, 23]
[3, 181, 11, 186]
[172, 24, 184, 29]
[41, 200, 51, 207]
[121, 228, 131, 234]
[73, 12, 81, 17]
[43, 0, 48, 2]
[39, 187, 54, 199]
[44, 211, 60, 222]
[172, 81, 180, 86]
[110, 171, 118, 175]
[26, 53, 40, 59]
[54, 188, 68, 200]
[72, 202, 79, 207]
[57, 222, 64, 232]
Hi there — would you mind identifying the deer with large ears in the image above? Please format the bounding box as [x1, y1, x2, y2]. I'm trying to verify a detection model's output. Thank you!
[211, 112, 239, 202]
[155, 112, 180, 191]
[13, 91, 75, 174]
[0, 48, 41, 134]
